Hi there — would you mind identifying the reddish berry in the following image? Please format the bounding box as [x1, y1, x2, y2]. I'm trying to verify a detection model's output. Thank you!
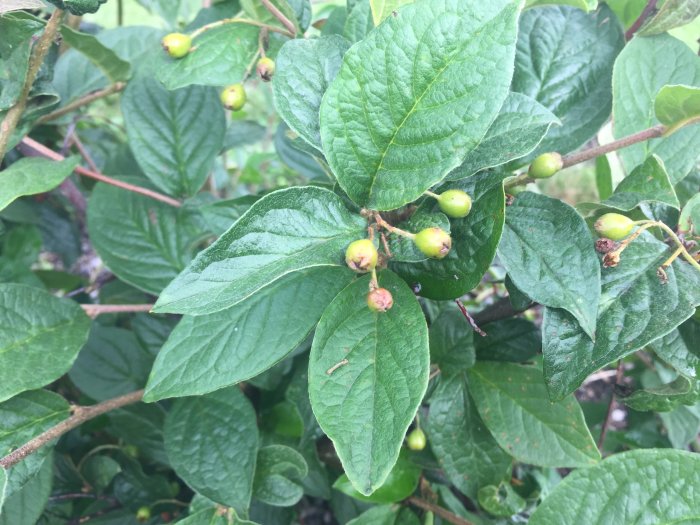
[367, 288, 393, 312]
[256, 57, 276, 82]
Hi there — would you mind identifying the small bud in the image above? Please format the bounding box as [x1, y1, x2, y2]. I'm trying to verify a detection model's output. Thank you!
[161, 33, 192, 59]
[136, 506, 151, 523]
[345, 239, 378, 273]
[437, 189, 472, 218]
[528, 152, 563, 179]
[594, 213, 635, 241]
[595, 238, 617, 254]
[220, 84, 247, 111]
[367, 288, 393, 312]
[414, 227, 452, 259]
[256, 57, 276, 82]
[406, 428, 427, 451]
[603, 251, 621, 268]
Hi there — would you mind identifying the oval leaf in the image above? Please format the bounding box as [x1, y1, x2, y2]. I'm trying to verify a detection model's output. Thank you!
[0, 157, 79, 212]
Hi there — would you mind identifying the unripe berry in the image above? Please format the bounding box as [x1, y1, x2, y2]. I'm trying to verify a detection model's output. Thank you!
[345, 239, 378, 273]
[367, 288, 393, 312]
[594, 213, 635, 241]
[220, 84, 246, 111]
[406, 428, 426, 451]
[136, 506, 151, 523]
[256, 57, 276, 82]
[437, 189, 472, 218]
[528, 152, 563, 179]
[414, 228, 451, 259]
[161, 33, 191, 59]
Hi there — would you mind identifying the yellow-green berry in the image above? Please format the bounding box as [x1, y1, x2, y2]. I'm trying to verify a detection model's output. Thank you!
[256, 57, 276, 82]
[345, 239, 378, 273]
[414, 227, 452, 259]
[594, 213, 635, 241]
[220, 84, 247, 111]
[136, 506, 151, 523]
[161, 33, 191, 59]
[406, 428, 427, 451]
[437, 189, 472, 218]
[528, 152, 563, 179]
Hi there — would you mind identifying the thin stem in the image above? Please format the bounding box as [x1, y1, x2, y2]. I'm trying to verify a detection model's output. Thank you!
[189, 17, 293, 40]
[597, 361, 624, 450]
[0, 9, 65, 164]
[374, 213, 416, 239]
[424, 190, 440, 200]
[260, 0, 297, 36]
[37, 82, 126, 124]
[0, 390, 144, 470]
[454, 298, 487, 337]
[625, 0, 658, 41]
[71, 133, 100, 173]
[81, 304, 154, 317]
[635, 220, 700, 272]
[660, 246, 684, 270]
[406, 497, 473, 525]
[18, 137, 182, 208]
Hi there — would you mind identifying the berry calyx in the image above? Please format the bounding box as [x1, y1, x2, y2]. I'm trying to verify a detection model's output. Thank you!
[437, 189, 472, 218]
[414, 227, 452, 259]
[136, 506, 151, 523]
[594, 213, 635, 241]
[406, 428, 426, 451]
[528, 152, 563, 179]
[256, 57, 276, 82]
[161, 33, 191, 59]
[345, 239, 378, 273]
[367, 288, 393, 312]
[220, 84, 247, 111]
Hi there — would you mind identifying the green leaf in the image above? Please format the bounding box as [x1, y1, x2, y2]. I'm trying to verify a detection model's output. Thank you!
[446, 93, 560, 180]
[164, 387, 258, 512]
[0, 157, 79, 212]
[620, 375, 700, 413]
[474, 318, 541, 363]
[389, 209, 451, 263]
[525, 0, 597, 11]
[122, 72, 225, 197]
[253, 445, 308, 507]
[467, 362, 600, 467]
[660, 403, 700, 449]
[87, 179, 205, 295]
[0, 469, 6, 512]
[0, 391, 68, 499]
[543, 232, 700, 400]
[69, 325, 154, 402]
[158, 23, 260, 90]
[82, 455, 121, 491]
[529, 449, 700, 525]
[308, 271, 429, 495]
[154, 186, 366, 315]
[498, 192, 600, 340]
[332, 451, 421, 504]
[650, 318, 700, 378]
[513, 5, 624, 156]
[59, 25, 131, 82]
[144, 267, 354, 401]
[343, 0, 374, 43]
[108, 404, 168, 465]
[595, 155, 613, 201]
[369, 0, 413, 24]
[602, 155, 680, 211]
[346, 506, 419, 525]
[613, 34, 700, 184]
[429, 307, 475, 375]
[679, 193, 700, 236]
[0, 15, 44, 110]
[639, 0, 700, 36]
[392, 170, 506, 300]
[0, 284, 90, 403]
[0, 450, 52, 525]
[425, 374, 511, 499]
[320, 0, 521, 210]
[273, 36, 350, 151]
[655, 84, 700, 132]
[478, 482, 526, 517]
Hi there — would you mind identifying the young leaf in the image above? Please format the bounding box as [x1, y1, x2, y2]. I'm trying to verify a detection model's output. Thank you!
[144, 267, 355, 401]
[638, 0, 700, 36]
[154, 186, 367, 315]
[529, 450, 700, 525]
[0, 157, 79, 212]
[164, 387, 259, 513]
[613, 34, 700, 184]
[252, 445, 308, 507]
[320, 0, 521, 210]
[620, 375, 700, 413]
[498, 192, 600, 340]
[654, 84, 700, 131]
[543, 233, 700, 400]
[308, 271, 429, 495]
[478, 482, 526, 517]
[425, 374, 512, 499]
[467, 362, 600, 467]
[601, 155, 680, 211]
[273, 36, 351, 151]
[0, 284, 90, 403]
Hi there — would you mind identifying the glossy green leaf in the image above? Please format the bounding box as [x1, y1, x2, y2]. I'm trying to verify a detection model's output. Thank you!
[0, 157, 79, 212]
[273, 36, 350, 151]
[679, 193, 700, 236]
[468, 362, 600, 467]
[389, 209, 451, 263]
[595, 155, 613, 201]
[602, 155, 680, 211]
[154, 186, 366, 315]
[651, 317, 700, 379]
[253, 445, 308, 507]
[478, 482, 526, 517]
[429, 307, 475, 375]
[543, 233, 700, 400]
[308, 271, 429, 495]
[0, 15, 42, 110]
[392, 171, 506, 300]
[0, 451, 52, 525]
[655, 84, 700, 131]
[0, 391, 68, 499]
[446, 92, 560, 180]
[474, 318, 541, 363]
[320, 0, 521, 210]
[87, 179, 205, 295]
[529, 449, 700, 525]
[498, 192, 600, 339]
[59, 25, 131, 82]
[613, 34, 700, 184]
[639, 0, 700, 36]
[164, 387, 258, 512]
[369, 0, 413, 24]
[621, 375, 700, 413]
[513, 5, 624, 156]
[0, 284, 90, 403]
[144, 267, 354, 401]
[122, 72, 225, 197]
[158, 23, 260, 90]
[425, 374, 511, 499]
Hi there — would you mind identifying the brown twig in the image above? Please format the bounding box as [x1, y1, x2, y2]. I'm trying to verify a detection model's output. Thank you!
[597, 361, 624, 451]
[625, 0, 658, 41]
[0, 390, 144, 470]
[0, 9, 65, 164]
[81, 304, 154, 317]
[71, 133, 100, 173]
[37, 82, 126, 125]
[454, 299, 487, 337]
[18, 137, 182, 208]
[561, 125, 666, 168]
[406, 497, 473, 525]
[260, 0, 297, 36]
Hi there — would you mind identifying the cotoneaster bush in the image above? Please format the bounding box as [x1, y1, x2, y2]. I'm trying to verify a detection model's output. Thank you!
[0, 0, 699, 524]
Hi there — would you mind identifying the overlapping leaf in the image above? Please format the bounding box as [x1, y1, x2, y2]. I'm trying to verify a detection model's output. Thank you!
[0, 157, 79, 212]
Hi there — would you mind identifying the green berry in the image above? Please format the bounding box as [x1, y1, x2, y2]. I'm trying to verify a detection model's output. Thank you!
[594, 213, 635, 241]
[256, 57, 276, 82]
[528, 152, 563, 179]
[367, 288, 393, 312]
[437, 189, 472, 218]
[406, 428, 426, 451]
[136, 506, 151, 523]
[414, 227, 451, 259]
[220, 84, 247, 111]
[345, 239, 378, 273]
[123, 444, 139, 458]
[161, 33, 191, 59]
